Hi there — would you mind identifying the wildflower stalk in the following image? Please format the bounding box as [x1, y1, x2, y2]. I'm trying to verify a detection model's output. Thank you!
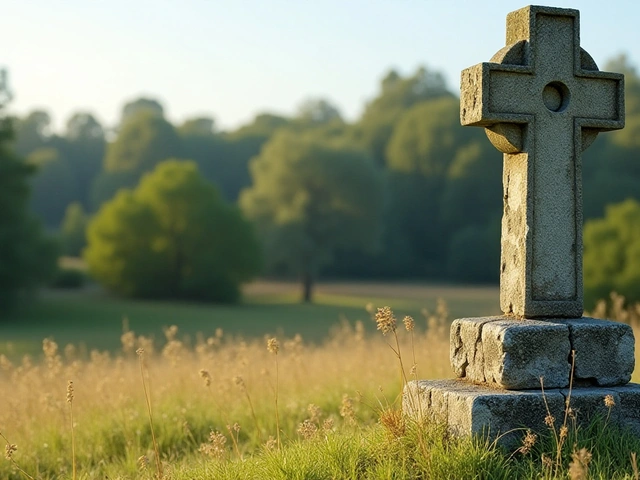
[234, 376, 261, 439]
[0, 431, 34, 480]
[404, 315, 422, 417]
[226, 423, 242, 460]
[267, 338, 281, 449]
[137, 348, 163, 479]
[67, 381, 76, 480]
[375, 307, 409, 406]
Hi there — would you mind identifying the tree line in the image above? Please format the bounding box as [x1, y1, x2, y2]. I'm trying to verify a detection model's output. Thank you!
[2, 54, 640, 308]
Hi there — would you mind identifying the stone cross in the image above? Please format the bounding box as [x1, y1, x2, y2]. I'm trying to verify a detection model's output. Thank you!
[405, 5, 638, 447]
[460, 5, 624, 318]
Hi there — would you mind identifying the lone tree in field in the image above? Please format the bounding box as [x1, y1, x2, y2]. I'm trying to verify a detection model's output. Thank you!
[240, 130, 384, 302]
[85, 160, 261, 302]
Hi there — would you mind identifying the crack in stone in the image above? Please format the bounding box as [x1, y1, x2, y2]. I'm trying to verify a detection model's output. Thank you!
[474, 321, 487, 383]
[567, 323, 575, 375]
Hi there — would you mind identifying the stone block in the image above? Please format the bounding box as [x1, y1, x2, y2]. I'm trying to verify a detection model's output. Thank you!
[451, 316, 634, 389]
[563, 318, 635, 386]
[403, 380, 640, 447]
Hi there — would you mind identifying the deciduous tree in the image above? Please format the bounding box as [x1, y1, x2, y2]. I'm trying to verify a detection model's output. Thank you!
[85, 160, 261, 302]
[240, 130, 384, 302]
[0, 76, 57, 310]
[584, 199, 640, 308]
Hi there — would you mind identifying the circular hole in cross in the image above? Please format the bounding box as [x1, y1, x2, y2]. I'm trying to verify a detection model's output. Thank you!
[542, 81, 570, 112]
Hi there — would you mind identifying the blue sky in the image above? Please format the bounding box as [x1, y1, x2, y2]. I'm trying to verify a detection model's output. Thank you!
[2, 0, 637, 132]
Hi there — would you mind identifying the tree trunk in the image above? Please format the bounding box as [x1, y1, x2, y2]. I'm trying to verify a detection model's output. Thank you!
[301, 271, 313, 303]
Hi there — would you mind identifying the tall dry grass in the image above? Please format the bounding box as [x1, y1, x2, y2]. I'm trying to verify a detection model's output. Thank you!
[1, 295, 639, 479]
[0, 304, 450, 478]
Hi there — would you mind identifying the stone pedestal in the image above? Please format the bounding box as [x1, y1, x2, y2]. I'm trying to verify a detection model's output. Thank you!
[404, 316, 637, 446]
[403, 379, 640, 447]
[451, 316, 634, 389]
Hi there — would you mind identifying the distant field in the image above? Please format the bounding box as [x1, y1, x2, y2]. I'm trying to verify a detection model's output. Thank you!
[0, 280, 499, 357]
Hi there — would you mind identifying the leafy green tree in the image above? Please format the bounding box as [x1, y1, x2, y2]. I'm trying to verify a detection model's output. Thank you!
[584, 199, 640, 308]
[64, 112, 106, 208]
[27, 147, 79, 228]
[353, 66, 450, 165]
[386, 95, 474, 175]
[296, 98, 342, 125]
[0, 76, 57, 311]
[60, 202, 88, 256]
[240, 130, 384, 302]
[85, 160, 260, 302]
[583, 55, 640, 219]
[13, 109, 52, 156]
[178, 116, 245, 202]
[378, 96, 498, 280]
[441, 140, 502, 229]
[446, 220, 500, 283]
[120, 97, 164, 125]
[104, 111, 183, 174]
[94, 110, 184, 206]
[90, 170, 139, 211]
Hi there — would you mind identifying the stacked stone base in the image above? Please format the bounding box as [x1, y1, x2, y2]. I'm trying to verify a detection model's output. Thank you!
[405, 316, 638, 447]
[403, 379, 640, 447]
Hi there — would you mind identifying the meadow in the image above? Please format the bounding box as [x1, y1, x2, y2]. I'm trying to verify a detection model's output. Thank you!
[0, 281, 500, 358]
[2, 282, 640, 479]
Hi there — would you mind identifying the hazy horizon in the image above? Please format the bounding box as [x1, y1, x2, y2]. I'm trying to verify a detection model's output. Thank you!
[3, 0, 637, 132]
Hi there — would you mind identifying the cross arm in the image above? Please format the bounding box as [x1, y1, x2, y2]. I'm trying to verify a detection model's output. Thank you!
[461, 63, 533, 127]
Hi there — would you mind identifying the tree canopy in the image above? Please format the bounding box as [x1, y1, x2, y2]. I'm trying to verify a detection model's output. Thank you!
[584, 199, 640, 308]
[0, 80, 57, 311]
[240, 130, 384, 301]
[85, 160, 261, 302]
[6, 57, 640, 298]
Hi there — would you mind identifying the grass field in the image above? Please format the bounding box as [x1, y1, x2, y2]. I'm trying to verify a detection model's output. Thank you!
[2, 283, 640, 479]
[0, 281, 500, 358]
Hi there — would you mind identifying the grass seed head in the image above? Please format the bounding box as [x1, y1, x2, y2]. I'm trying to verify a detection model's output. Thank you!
[403, 316, 415, 332]
[66, 380, 74, 403]
[307, 403, 322, 424]
[233, 376, 245, 389]
[604, 394, 616, 408]
[340, 394, 356, 425]
[199, 431, 227, 459]
[322, 418, 335, 431]
[267, 338, 279, 354]
[544, 414, 555, 427]
[297, 419, 318, 440]
[560, 425, 569, 440]
[375, 306, 396, 335]
[199, 369, 211, 387]
[379, 408, 405, 439]
[4, 443, 17, 460]
[42, 338, 58, 358]
[164, 325, 178, 341]
[517, 430, 537, 455]
[137, 455, 149, 470]
[569, 447, 592, 480]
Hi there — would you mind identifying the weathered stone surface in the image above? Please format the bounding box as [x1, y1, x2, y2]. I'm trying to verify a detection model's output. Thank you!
[451, 316, 634, 389]
[404, 380, 640, 447]
[563, 318, 635, 386]
[483, 319, 571, 389]
[460, 5, 624, 318]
